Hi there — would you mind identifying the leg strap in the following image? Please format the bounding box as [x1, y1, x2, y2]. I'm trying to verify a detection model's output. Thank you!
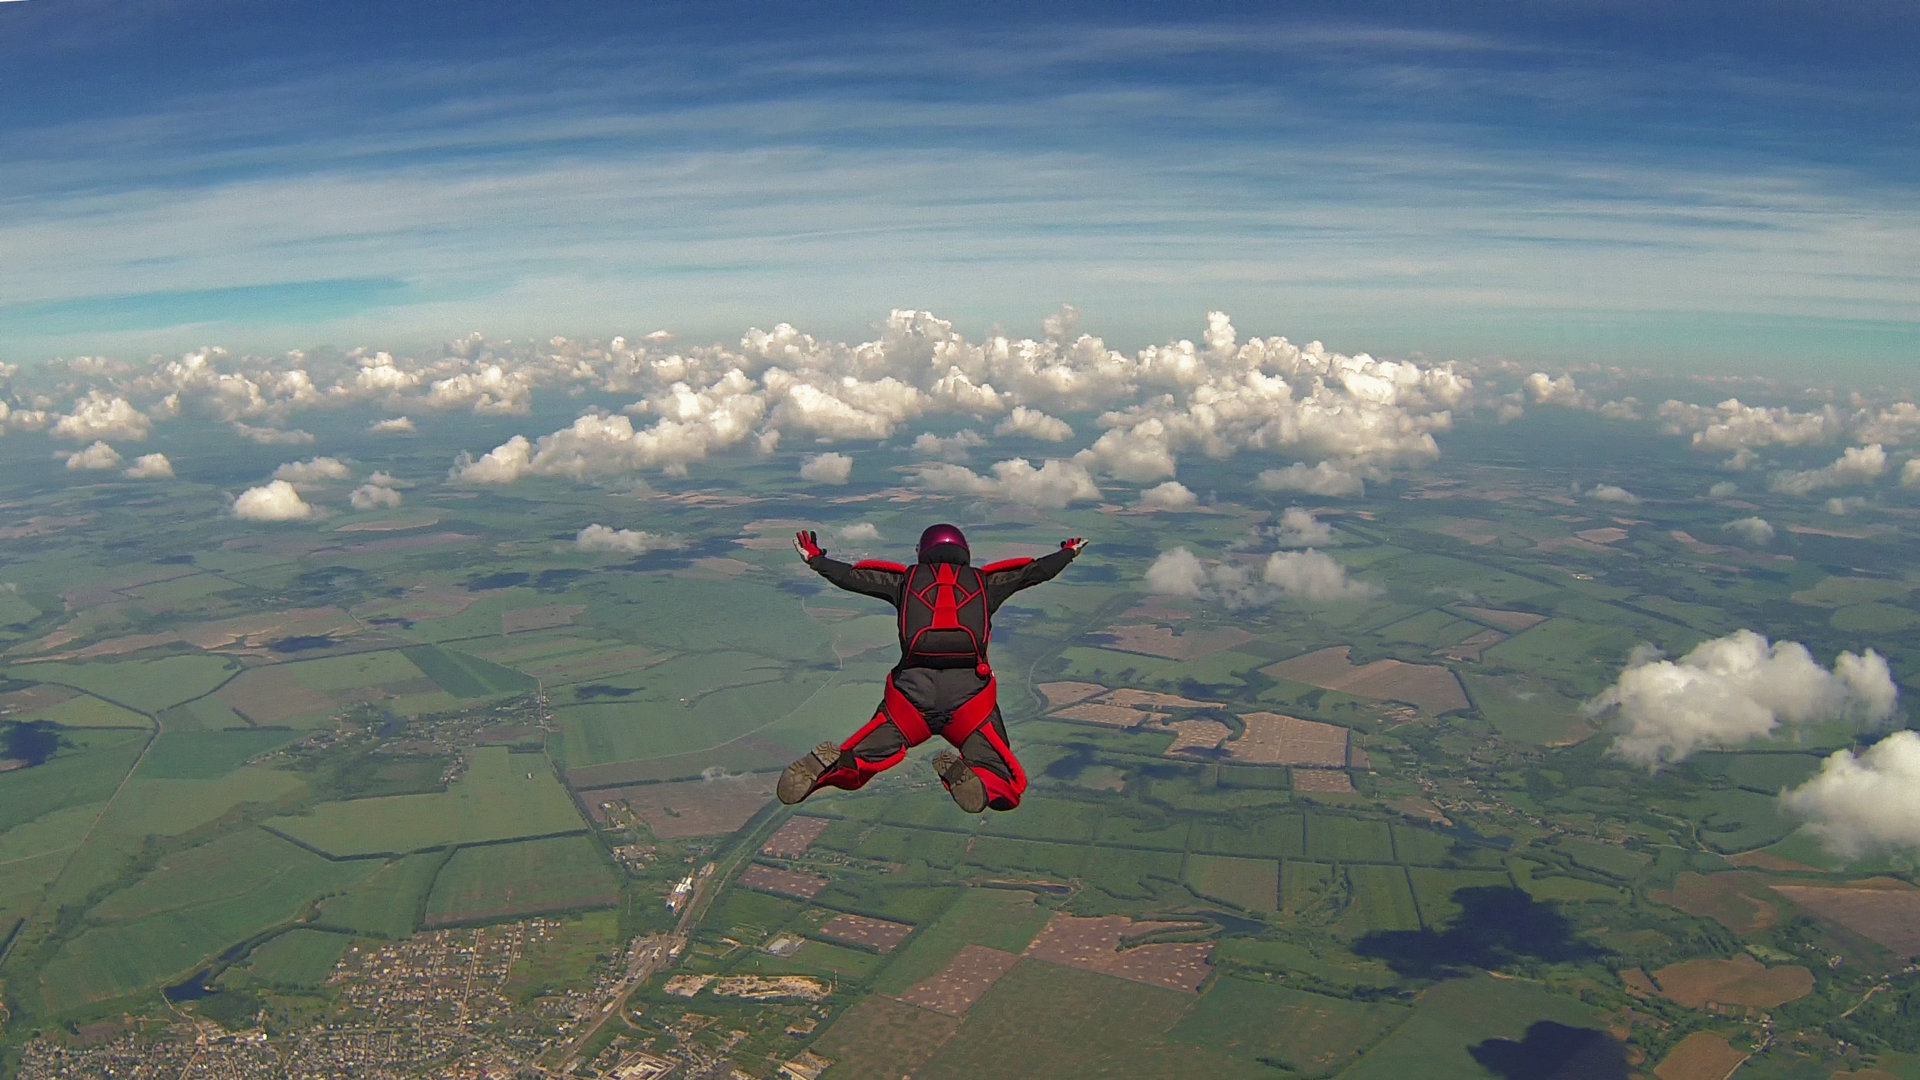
[962, 717, 1027, 810]
[880, 673, 935, 745]
[935, 676, 998, 746]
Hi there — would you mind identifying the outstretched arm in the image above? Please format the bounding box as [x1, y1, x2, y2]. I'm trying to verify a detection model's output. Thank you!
[794, 530, 905, 607]
[984, 538, 1084, 611]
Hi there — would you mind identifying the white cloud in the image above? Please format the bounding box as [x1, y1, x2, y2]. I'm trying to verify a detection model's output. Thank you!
[1659, 398, 1847, 451]
[1781, 732, 1920, 860]
[427, 364, 533, 414]
[995, 406, 1073, 441]
[1144, 548, 1209, 598]
[1524, 372, 1588, 409]
[913, 430, 985, 461]
[370, 416, 416, 433]
[232, 479, 315, 521]
[123, 453, 174, 479]
[349, 477, 403, 509]
[1591, 630, 1899, 767]
[911, 457, 1100, 509]
[799, 452, 853, 485]
[52, 392, 150, 442]
[1707, 481, 1739, 498]
[1588, 484, 1640, 504]
[1144, 546, 1375, 607]
[63, 441, 121, 470]
[838, 522, 881, 542]
[1723, 517, 1774, 544]
[1262, 549, 1377, 602]
[273, 457, 352, 484]
[1257, 461, 1365, 497]
[577, 523, 683, 554]
[1904, 458, 1920, 488]
[452, 434, 532, 483]
[1771, 444, 1888, 496]
[1826, 496, 1868, 515]
[1138, 480, 1198, 510]
[1275, 507, 1334, 547]
[233, 422, 315, 445]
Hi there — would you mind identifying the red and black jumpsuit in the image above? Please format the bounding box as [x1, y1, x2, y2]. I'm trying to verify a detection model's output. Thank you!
[801, 546, 1078, 811]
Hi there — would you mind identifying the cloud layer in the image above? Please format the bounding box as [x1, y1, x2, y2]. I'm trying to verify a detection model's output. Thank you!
[1591, 631, 1899, 767]
[1144, 545, 1375, 607]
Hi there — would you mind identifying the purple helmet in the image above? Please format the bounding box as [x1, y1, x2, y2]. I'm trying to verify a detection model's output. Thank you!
[916, 523, 970, 564]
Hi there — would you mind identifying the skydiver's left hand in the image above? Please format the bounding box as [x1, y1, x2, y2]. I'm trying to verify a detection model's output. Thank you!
[795, 530, 825, 560]
[1061, 537, 1087, 555]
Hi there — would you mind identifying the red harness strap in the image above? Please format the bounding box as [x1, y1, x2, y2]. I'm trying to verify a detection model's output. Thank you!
[881, 672, 999, 747]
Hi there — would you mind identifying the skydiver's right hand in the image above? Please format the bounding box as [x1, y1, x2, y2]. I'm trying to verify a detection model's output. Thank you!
[794, 530, 824, 560]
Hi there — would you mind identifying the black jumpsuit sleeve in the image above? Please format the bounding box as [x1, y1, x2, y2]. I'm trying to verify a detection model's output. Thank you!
[984, 546, 1077, 613]
[807, 555, 906, 608]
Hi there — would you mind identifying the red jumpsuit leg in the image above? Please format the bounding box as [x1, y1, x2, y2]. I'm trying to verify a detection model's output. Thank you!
[937, 678, 1028, 811]
[809, 676, 934, 793]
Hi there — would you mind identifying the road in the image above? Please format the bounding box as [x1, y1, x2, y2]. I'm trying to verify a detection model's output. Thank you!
[555, 865, 715, 1072]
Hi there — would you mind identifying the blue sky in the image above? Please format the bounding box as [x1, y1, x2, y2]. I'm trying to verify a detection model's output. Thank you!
[2, 0, 1915, 374]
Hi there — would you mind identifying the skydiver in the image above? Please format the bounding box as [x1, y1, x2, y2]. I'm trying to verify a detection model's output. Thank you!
[778, 524, 1085, 813]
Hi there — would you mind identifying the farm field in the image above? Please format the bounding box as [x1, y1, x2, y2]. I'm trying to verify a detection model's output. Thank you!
[264, 746, 584, 856]
[423, 834, 620, 926]
[314, 853, 447, 938]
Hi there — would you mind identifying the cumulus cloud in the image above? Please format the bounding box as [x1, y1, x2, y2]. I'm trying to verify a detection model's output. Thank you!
[1138, 480, 1198, 510]
[1256, 461, 1365, 497]
[577, 524, 683, 554]
[273, 457, 352, 484]
[233, 423, 315, 445]
[1524, 372, 1589, 409]
[232, 480, 315, 521]
[1262, 550, 1378, 602]
[370, 416, 416, 433]
[1904, 459, 1920, 488]
[910, 458, 1100, 509]
[1659, 398, 1848, 451]
[452, 435, 532, 483]
[995, 406, 1073, 441]
[912, 430, 985, 461]
[1144, 548, 1210, 598]
[427, 364, 533, 414]
[1144, 546, 1374, 607]
[1825, 496, 1868, 516]
[123, 453, 174, 479]
[349, 472, 403, 510]
[838, 522, 881, 542]
[1588, 484, 1640, 504]
[52, 392, 150, 442]
[1708, 481, 1739, 498]
[63, 441, 122, 470]
[1723, 517, 1774, 544]
[1275, 507, 1335, 547]
[1591, 631, 1899, 767]
[1781, 732, 1920, 859]
[799, 452, 854, 485]
[1770, 444, 1888, 495]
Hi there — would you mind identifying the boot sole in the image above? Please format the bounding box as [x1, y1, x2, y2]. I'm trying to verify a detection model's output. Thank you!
[933, 751, 990, 814]
[778, 742, 842, 805]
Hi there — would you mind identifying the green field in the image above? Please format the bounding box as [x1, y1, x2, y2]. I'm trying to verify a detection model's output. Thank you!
[1342, 865, 1422, 934]
[10, 655, 240, 714]
[135, 729, 304, 780]
[1190, 813, 1304, 859]
[265, 747, 585, 857]
[1406, 867, 1515, 929]
[38, 828, 375, 1013]
[229, 928, 352, 989]
[0, 729, 147, 834]
[400, 643, 538, 698]
[18, 694, 149, 729]
[916, 960, 1271, 1080]
[1305, 814, 1395, 862]
[314, 852, 447, 938]
[283, 649, 428, 691]
[1184, 855, 1277, 912]
[424, 835, 619, 926]
[1342, 974, 1608, 1080]
[870, 887, 1054, 995]
[1168, 975, 1409, 1074]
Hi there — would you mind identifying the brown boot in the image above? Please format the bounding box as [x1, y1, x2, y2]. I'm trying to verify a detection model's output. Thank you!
[932, 749, 988, 814]
[778, 742, 844, 805]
